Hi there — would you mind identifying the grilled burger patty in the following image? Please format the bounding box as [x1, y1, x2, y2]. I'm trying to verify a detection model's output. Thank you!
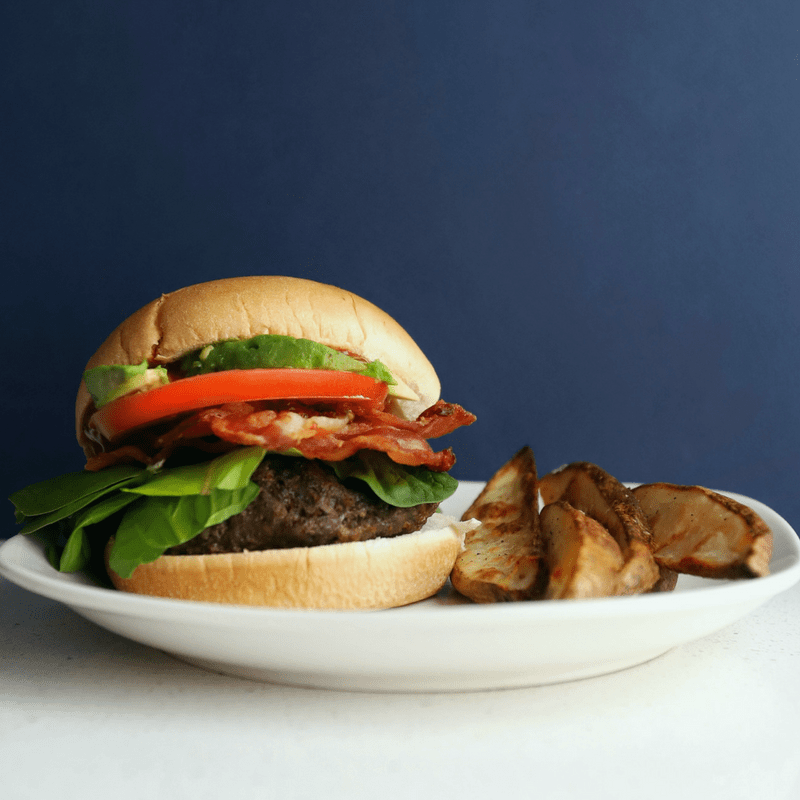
[166, 454, 439, 555]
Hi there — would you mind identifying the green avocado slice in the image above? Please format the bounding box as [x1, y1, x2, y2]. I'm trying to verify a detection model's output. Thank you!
[83, 334, 411, 408]
[83, 360, 169, 408]
[180, 334, 395, 385]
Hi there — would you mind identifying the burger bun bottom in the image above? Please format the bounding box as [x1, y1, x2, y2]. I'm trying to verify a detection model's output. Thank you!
[106, 515, 478, 609]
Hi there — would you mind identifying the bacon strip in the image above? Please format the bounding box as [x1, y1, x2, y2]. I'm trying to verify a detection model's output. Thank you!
[203, 402, 473, 471]
[86, 400, 476, 472]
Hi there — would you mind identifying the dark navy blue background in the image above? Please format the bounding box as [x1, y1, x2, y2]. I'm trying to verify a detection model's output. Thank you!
[2, 2, 799, 531]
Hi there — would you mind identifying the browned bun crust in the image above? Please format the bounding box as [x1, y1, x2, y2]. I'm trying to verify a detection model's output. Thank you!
[105, 517, 468, 609]
[76, 276, 441, 452]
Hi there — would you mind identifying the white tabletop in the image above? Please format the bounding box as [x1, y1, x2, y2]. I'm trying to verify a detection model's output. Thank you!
[3, 575, 799, 800]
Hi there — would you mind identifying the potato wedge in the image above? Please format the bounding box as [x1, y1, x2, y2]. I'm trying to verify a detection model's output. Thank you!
[650, 565, 679, 593]
[632, 482, 773, 579]
[540, 501, 625, 599]
[539, 462, 660, 594]
[452, 446, 546, 602]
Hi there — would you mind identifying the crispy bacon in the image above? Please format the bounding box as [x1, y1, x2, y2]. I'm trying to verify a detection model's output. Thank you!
[85, 399, 476, 472]
[200, 401, 473, 471]
[85, 445, 153, 472]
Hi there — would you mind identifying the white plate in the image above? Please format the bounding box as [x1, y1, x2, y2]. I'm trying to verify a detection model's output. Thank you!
[2, 482, 799, 692]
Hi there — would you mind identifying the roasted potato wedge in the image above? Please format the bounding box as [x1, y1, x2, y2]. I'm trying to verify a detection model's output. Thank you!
[650, 565, 679, 593]
[540, 501, 625, 599]
[539, 462, 660, 594]
[452, 446, 546, 602]
[632, 482, 773, 579]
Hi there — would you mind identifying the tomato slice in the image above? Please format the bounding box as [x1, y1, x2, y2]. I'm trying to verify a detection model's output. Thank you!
[89, 369, 389, 441]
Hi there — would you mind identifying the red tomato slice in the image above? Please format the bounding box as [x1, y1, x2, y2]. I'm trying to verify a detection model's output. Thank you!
[89, 369, 388, 441]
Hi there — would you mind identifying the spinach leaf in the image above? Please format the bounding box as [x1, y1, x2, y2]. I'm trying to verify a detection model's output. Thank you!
[56, 490, 142, 572]
[107, 483, 260, 578]
[330, 451, 458, 507]
[11, 449, 267, 574]
[123, 447, 266, 496]
[10, 466, 143, 518]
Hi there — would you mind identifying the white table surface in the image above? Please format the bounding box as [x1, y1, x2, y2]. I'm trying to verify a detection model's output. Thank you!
[2, 574, 799, 800]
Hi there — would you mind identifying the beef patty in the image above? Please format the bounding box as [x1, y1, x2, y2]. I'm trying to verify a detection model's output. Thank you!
[166, 454, 438, 555]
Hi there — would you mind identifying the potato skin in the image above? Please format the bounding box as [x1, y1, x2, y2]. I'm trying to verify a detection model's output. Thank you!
[452, 446, 546, 603]
[540, 501, 625, 600]
[633, 482, 772, 579]
[539, 463, 660, 595]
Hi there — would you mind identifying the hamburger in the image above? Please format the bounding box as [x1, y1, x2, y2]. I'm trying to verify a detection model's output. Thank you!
[11, 276, 477, 609]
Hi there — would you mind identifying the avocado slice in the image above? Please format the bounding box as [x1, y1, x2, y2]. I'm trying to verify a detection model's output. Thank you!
[83, 360, 169, 408]
[84, 334, 420, 407]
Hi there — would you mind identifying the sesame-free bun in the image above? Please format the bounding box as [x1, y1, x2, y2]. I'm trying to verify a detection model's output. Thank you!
[76, 276, 440, 450]
[106, 514, 471, 609]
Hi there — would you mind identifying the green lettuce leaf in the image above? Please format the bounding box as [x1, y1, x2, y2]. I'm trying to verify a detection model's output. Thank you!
[12, 449, 268, 575]
[107, 483, 260, 578]
[330, 450, 458, 507]
[10, 465, 144, 519]
[57, 490, 142, 572]
[122, 446, 266, 496]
